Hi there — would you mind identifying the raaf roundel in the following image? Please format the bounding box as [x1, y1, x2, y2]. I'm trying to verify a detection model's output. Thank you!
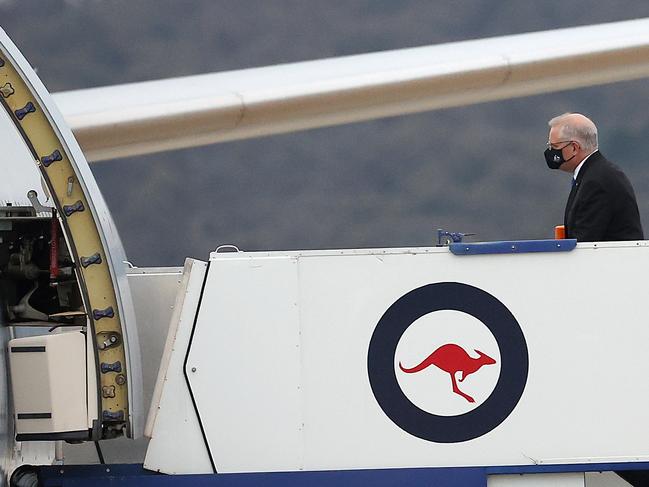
[367, 282, 528, 443]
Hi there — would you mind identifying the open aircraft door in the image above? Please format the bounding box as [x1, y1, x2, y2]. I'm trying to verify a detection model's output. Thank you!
[0, 28, 143, 442]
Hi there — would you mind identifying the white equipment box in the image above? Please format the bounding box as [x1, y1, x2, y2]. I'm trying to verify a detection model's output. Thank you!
[9, 332, 87, 440]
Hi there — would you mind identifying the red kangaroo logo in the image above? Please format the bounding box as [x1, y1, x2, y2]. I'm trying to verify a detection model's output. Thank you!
[399, 343, 496, 403]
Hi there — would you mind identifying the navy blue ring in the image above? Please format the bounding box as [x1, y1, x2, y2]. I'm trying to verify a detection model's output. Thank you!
[367, 282, 528, 443]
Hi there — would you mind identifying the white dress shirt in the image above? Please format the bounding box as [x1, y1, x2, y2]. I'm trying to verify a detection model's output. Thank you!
[573, 150, 597, 183]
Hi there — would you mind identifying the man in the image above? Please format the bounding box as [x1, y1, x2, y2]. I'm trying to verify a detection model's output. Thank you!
[545, 113, 643, 242]
[547, 114, 646, 487]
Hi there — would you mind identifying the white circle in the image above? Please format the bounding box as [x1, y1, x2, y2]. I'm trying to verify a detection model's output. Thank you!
[395, 310, 501, 416]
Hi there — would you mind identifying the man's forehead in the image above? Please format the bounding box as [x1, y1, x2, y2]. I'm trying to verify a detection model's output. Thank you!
[548, 126, 562, 141]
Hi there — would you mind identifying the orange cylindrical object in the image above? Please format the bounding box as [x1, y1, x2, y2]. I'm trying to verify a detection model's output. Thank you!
[554, 225, 566, 240]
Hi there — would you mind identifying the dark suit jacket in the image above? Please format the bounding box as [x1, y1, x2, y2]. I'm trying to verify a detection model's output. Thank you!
[564, 151, 643, 241]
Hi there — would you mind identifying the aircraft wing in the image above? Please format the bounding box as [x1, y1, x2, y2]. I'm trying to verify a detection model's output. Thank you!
[52, 17, 649, 162]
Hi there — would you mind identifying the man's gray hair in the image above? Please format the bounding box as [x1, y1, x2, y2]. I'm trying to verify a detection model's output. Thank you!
[548, 113, 598, 151]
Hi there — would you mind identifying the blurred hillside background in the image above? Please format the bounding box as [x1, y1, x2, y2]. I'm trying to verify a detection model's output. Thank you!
[2, 1, 649, 266]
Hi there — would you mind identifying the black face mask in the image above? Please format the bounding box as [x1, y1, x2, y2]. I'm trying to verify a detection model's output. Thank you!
[544, 144, 575, 170]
